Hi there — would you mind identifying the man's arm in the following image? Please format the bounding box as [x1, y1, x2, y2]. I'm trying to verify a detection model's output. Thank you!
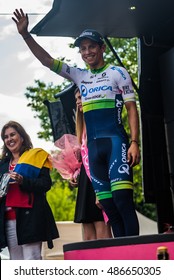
[125, 101, 140, 167]
[12, 9, 54, 69]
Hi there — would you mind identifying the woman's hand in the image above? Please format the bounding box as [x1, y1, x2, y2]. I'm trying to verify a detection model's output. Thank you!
[10, 172, 23, 185]
[95, 197, 103, 210]
[69, 178, 78, 188]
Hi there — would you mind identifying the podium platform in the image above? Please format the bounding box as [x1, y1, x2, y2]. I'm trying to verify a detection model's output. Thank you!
[63, 233, 174, 260]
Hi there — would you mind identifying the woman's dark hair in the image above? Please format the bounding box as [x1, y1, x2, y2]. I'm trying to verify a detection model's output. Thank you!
[1, 120, 33, 159]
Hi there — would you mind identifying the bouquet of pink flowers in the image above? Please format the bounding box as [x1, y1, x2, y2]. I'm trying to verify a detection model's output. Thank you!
[49, 134, 82, 180]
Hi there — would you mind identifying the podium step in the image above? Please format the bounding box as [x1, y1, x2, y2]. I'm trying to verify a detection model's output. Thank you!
[63, 233, 174, 260]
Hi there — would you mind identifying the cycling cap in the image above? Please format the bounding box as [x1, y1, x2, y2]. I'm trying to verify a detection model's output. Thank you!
[74, 29, 104, 47]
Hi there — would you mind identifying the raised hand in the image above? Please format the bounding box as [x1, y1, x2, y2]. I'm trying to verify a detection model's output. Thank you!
[12, 8, 29, 37]
[11, 8, 54, 71]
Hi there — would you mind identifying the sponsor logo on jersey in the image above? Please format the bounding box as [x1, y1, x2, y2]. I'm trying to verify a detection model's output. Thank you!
[117, 108, 122, 124]
[111, 178, 123, 183]
[111, 66, 127, 80]
[90, 175, 103, 186]
[81, 84, 112, 97]
[123, 85, 134, 94]
[66, 65, 70, 74]
[77, 67, 88, 72]
[81, 80, 93, 84]
[118, 164, 129, 175]
[85, 94, 106, 100]
[97, 73, 109, 80]
[96, 79, 110, 83]
[117, 143, 129, 175]
[109, 159, 117, 176]
[116, 99, 123, 108]
[116, 99, 123, 124]
[121, 143, 127, 163]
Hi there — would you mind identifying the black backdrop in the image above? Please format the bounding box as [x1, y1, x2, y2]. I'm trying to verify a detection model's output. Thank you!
[44, 83, 76, 142]
[139, 39, 174, 232]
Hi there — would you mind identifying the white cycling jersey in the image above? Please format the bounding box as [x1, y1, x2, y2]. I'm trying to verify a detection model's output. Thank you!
[51, 60, 136, 141]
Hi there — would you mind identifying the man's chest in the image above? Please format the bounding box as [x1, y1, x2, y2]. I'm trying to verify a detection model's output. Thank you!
[79, 71, 119, 102]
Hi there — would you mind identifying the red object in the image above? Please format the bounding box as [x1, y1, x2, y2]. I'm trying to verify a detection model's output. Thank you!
[5, 182, 34, 208]
[5, 208, 16, 220]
